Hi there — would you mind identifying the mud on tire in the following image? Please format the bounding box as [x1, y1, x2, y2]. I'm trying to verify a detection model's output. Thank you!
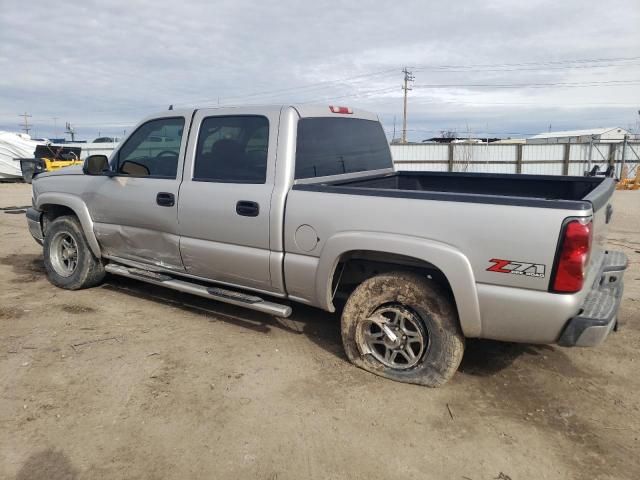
[341, 271, 464, 387]
[43, 215, 105, 290]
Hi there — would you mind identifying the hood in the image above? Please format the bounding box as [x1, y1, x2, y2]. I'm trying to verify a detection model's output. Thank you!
[35, 164, 84, 179]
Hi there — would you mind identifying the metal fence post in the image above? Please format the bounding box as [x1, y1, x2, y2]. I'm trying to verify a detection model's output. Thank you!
[448, 143, 454, 172]
[516, 143, 523, 174]
[587, 135, 595, 173]
[608, 142, 616, 169]
[563, 143, 570, 176]
[620, 135, 628, 179]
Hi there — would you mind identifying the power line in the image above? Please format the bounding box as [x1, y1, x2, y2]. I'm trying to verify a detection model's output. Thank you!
[178, 68, 398, 107]
[413, 62, 640, 73]
[181, 56, 640, 107]
[230, 69, 397, 99]
[300, 86, 398, 104]
[19, 56, 640, 124]
[193, 60, 640, 107]
[32, 56, 640, 116]
[418, 100, 639, 106]
[413, 79, 640, 89]
[57, 85, 399, 124]
[187, 61, 640, 108]
[412, 55, 640, 71]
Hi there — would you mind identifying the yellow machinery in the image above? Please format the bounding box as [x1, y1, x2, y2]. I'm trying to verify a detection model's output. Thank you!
[18, 145, 83, 183]
[39, 157, 83, 172]
[616, 139, 640, 190]
[617, 166, 640, 190]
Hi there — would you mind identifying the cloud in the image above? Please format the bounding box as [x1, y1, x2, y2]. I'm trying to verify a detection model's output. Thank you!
[1, 0, 639, 140]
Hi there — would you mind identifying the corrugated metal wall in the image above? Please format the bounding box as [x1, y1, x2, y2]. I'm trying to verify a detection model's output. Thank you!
[391, 142, 640, 177]
[521, 144, 564, 175]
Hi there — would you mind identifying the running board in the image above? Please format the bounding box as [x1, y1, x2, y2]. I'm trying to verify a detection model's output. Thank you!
[105, 264, 292, 317]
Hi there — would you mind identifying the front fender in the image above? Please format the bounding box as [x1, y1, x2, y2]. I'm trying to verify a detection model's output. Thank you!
[36, 192, 101, 257]
[316, 232, 482, 337]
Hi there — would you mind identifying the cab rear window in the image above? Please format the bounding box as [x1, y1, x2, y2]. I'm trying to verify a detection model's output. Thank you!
[295, 118, 392, 179]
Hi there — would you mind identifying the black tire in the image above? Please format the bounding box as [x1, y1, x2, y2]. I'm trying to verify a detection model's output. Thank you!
[43, 216, 105, 290]
[341, 271, 464, 387]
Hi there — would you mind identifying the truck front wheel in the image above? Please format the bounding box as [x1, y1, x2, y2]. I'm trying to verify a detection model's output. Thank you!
[341, 272, 464, 387]
[43, 216, 105, 290]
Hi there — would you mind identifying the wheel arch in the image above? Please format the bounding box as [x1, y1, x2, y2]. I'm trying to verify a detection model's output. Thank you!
[37, 193, 101, 257]
[316, 232, 482, 337]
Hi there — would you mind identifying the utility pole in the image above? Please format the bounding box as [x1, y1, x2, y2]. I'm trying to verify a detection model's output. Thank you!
[19, 112, 32, 135]
[401, 67, 414, 144]
[52, 117, 59, 138]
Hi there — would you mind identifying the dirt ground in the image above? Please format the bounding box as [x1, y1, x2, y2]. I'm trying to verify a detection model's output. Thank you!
[0, 182, 638, 480]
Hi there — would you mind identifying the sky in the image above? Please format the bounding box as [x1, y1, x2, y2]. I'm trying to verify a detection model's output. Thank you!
[1, 0, 639, 142]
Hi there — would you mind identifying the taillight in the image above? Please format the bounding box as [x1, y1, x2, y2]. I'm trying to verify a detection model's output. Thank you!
[551, 219, 593, 293]
[329, 105, 353, 114]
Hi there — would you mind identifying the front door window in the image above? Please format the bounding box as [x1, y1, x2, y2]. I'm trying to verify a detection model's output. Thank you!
[116, 117, 185, 178]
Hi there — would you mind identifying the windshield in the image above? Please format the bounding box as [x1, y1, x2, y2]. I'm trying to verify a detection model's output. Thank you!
[295, 117, 392, 179]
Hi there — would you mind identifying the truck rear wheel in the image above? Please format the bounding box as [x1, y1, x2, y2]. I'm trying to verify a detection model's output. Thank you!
[43, 216, 105, 290]
[341, 272, 464, 387]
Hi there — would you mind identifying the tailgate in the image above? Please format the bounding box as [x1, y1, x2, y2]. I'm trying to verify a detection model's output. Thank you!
[551, 177, 615, 298]
[555, 177, 627, 346]
[584, 177, 616, 275]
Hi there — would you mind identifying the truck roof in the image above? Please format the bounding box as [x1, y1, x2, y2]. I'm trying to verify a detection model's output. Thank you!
[146, 104, 379, 122]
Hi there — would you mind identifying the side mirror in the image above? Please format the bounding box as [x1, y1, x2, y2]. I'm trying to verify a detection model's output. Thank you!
[83, 155, 110, 175]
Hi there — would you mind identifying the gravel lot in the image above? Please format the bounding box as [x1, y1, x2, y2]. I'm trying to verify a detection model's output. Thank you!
[1, 182, 638, 480]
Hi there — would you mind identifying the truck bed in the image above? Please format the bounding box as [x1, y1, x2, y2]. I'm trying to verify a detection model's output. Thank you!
[295, 171, 614, 211]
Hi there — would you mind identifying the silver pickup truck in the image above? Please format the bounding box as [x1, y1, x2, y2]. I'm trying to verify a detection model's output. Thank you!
[26, 105, 627, 386]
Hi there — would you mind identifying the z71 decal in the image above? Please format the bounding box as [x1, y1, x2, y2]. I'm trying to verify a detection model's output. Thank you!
[487, 259, 546, 278]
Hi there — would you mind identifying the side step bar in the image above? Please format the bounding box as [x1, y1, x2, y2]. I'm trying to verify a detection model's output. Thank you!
[105, 264, 292, 317]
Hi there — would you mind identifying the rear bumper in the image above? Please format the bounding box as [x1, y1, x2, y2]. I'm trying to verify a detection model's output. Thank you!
[26, 207, 44, 245]
[557, 250, 628, 347]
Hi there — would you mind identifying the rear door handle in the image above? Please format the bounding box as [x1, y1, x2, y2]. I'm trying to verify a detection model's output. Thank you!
[236, 200, 259, 217]
[156, 192, 175, 207]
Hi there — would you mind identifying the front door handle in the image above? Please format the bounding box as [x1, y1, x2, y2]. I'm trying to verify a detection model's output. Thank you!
[156, 192, 175, 207]
[236, 200, 259, 217]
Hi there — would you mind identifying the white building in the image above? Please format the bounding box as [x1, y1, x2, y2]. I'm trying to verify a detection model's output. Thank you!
[527, 127, 630, 144]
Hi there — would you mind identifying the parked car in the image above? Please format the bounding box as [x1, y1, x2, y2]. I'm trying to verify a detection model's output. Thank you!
[26, 105, 627, 386]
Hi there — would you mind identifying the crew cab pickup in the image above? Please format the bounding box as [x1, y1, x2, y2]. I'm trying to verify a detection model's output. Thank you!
[26, 105, 627, 386]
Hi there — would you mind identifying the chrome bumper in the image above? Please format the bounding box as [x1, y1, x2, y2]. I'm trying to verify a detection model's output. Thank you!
[558, 250, 627, 347]
[26, 207, 44, 245]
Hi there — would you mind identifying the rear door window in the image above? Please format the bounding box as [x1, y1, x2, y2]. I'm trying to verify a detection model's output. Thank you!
[295, 118, 392, 179]
[193, 116, 269, 183]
